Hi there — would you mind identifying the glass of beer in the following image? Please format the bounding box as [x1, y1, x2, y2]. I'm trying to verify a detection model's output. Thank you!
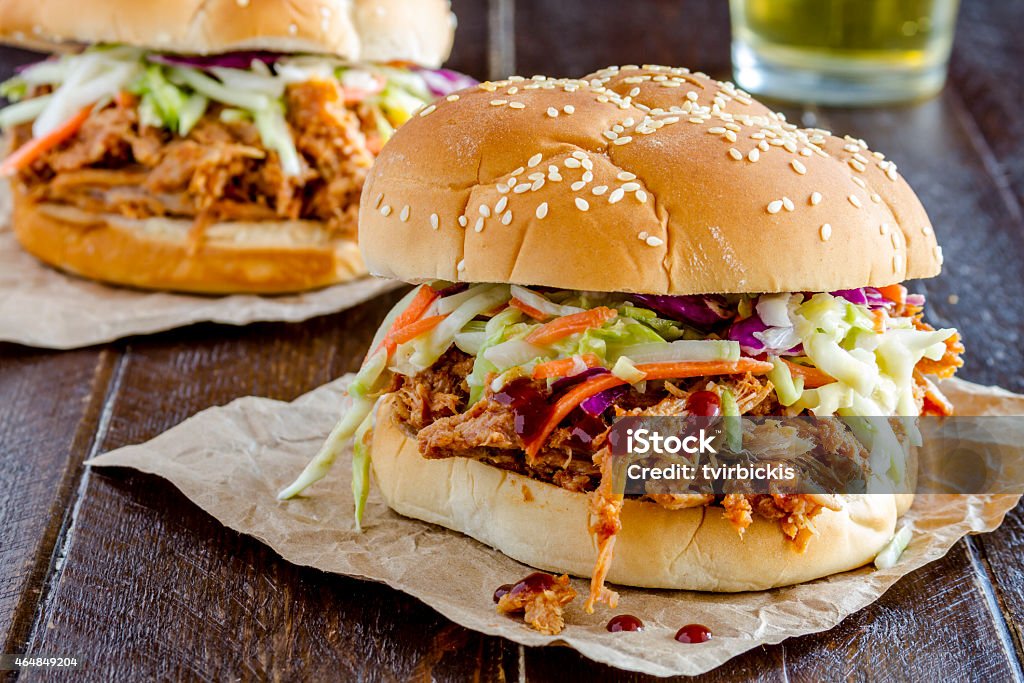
[730, 0, 961, 106]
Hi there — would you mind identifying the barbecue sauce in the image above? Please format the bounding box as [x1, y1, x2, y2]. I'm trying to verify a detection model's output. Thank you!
[685, 390, 722, 417]
[492, 584, 513, 603]
[492, 379, 549, 443]
[606, 614, 644, 632]
[674, 623, 713, 643]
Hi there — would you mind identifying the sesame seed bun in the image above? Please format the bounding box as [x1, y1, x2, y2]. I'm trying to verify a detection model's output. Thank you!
[372, 397, 907, 591]
[359, 65, 943, 294]
[11, 188, 365, 294]
[0, 0, 456, 68]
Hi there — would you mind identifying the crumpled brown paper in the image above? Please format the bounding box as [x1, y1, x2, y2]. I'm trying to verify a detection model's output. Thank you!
[88, 377, 1024, 677]
[0, 185, 400, 349]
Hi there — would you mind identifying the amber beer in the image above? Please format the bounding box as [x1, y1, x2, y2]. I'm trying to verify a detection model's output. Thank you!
[730, 0, 960, 105]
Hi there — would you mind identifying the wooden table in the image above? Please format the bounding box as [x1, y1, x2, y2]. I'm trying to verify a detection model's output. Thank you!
[2, 1, 1023, 680]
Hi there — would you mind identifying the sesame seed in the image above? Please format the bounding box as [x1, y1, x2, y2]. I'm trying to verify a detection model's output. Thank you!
[603, 130, 619, 141]
[592, 185, 608, 195]
[758, 140, 770, 152]
[848, 194, 862, 208]
[629, 87, 641, 97]
[767, 200, 783, 214]
[507, 86, 519, 94]
[609, 188, 625, 204]
[820, 224, 832, 241]
[419, 104, 436, 117]
[490, 99, 507, 106]
[849, 159, 866, 172]
[563, 105, 575, 114]
[380, 205, 392, 216]
[638, 231, 649, 240]
[621, 182, 641, 192]
[617, 171, 636, 181]
[458, 216, 468, 227]
[528, 172, 544, 181]
[725, 130, 738, 143]
[565, 158, 581, 169]
[645, 235, 664, 247]
[582, 172, 594, 184]
[528, 153, 543, 168]
[810, 192, 822, 205]
[748, 148, 760, 162]
[880, 223, 889, 235]
[891, 232, 901, 248]
[457, 259, 466, 272]
[511, 167, 525, 176]
[582, 158, 593, 170]
[495, 197, 508, 213]
[547, 107, 559, 118]
[446, 94, 460, 101]
[479, 205, 491, 218]
[575, 197, 590, 211]
[886, 167, 898, 181]
[497, 184, 510, 194]
[614, 136, 633, 145]
[430, 213, 439, 230]
[893, 253, 902, 271]
[934, 246, 944, 264]
[400, 205, 410, 222]
[374, 193, 384, 208]
[531, 178, 545, 191]
[851, 176, 867, 189]
[791, 159, 807, 175]
[502, 211, 513, 225]
[708, 126, 726, 134]
[514, 184, 530, 194]
[536, 202, 549, 219]
[728, 148, 743, 161]
[922, 225, 933, 236]
[686, 91, 699, 102]
[636, 189, 648, 203]
[571, 180, 586, 191]
[782, 196, 794, 211]
[509, 101, 526, 109]
[474, 217, 485, 232]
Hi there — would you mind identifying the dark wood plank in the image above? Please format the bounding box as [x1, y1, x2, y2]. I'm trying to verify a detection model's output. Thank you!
[948, 0, 1024, 212]
[513, 0, 731, 80]
[17, 294, 516, 681]
[0, 345, 115, 654]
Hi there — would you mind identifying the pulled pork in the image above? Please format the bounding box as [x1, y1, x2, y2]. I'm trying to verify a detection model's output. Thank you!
[10, 80, 374, 240]
[496, 573, 577, 635]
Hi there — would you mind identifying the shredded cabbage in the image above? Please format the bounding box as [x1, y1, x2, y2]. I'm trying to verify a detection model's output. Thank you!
[874, 526, 913, 569]
[612, 340, 740, 364]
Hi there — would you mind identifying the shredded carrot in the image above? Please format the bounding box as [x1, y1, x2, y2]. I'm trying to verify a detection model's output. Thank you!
[532, 354, 603, 379]
[782, 358, 835, 389]
[870, 309, 886, 333]
[524, 306, 617, 346]
[373, 285, 440, 356]
[524, 374, 625, 460]
[387, 314, 447, 347]
[0, 105, 92, 177]
[523, 358, 773, 458]
[510, 297, 549, 321]
[115, 91, 138, 108]
[878, 284, 907, 308]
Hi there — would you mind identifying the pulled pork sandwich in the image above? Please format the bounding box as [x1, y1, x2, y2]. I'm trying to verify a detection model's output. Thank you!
[0, 0, 473, 293]
[281, 65, 964, 619]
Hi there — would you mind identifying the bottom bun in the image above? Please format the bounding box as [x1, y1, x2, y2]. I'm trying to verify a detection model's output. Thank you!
[372, 397, 907, 592]
[12, 191, 366, 294]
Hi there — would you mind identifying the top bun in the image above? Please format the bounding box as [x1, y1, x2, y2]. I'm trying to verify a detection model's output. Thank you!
[0, 0, 456, 67]
[359, 65, 943, 295]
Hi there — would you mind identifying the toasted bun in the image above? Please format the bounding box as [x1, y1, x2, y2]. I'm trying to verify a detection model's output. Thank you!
[0, 0, 456, 67]
[360, 65, 943, 294]
[12, 188, 365, 294]
[371, 398, 904, 591]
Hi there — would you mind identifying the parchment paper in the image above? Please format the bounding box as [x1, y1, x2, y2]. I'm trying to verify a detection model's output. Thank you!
[0, 185, 400, 349]
[88, 377, 1024, 677]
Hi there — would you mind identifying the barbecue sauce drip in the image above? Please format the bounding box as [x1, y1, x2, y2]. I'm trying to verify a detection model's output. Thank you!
[492, 379, 549, 443]
[685, 390, 722, 417]
[492, 584, 513, 603]
[507, 571, 556, 598]
[567, 413, 607, 451]
[606, 614, 644, 632]
[675, 624, 713, 643]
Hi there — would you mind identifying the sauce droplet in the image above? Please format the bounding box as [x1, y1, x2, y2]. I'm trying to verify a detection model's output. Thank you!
[606, 614, 644, 632]
[492, 379, 550, 443]
[685, 390, 721, 417]
[493, 583, 513, 603]
[508, 571, 556, 598]
[675, 623, 713, 643]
